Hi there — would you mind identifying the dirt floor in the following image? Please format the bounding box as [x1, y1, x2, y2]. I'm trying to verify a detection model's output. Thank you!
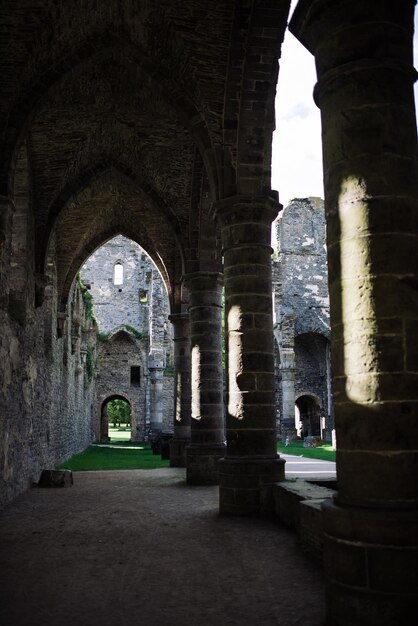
[0, 468, 325, 626]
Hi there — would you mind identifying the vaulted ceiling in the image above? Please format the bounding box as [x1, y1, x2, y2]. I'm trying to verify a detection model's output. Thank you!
[0, 0, 290, 309]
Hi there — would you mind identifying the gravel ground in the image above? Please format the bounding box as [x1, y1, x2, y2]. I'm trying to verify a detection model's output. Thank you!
[0, 468, 325, 626]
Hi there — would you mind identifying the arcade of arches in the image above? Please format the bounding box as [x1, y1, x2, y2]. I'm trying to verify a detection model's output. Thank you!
[0, 2, 417, 624]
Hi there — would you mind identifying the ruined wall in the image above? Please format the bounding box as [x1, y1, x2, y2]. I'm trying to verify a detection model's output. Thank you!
[0, 234, 97, 508]
[96, 330, 148, 441]
[273, 197, 332, 438]
[81, 236, 174, 437]
[81, 235, 152, 335]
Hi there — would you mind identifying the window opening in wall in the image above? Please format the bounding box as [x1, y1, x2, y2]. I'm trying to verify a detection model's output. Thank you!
[130, 366, 141, 386]
[114, 262, 124, 285]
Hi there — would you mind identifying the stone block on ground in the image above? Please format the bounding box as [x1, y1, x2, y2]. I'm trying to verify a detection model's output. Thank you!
[38, 469, 73, 488]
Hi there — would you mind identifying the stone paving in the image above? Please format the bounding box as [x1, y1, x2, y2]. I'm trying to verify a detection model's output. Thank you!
[0, 468, 325, 626]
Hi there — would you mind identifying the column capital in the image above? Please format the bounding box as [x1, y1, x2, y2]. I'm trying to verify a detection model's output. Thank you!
[290, 0, 417, 56]
[182, 271, 223, 294]
[148, 349, 164, 370]
[168, 312, 189, 323]
[212, 194, 281, 227]
[182, 270, 223, 283]
[168, 312, 190, 341]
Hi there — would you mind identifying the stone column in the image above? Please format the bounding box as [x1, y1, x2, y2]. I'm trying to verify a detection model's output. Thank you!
[184, 271, 225, 484]
[168, 312, 191, 467]
[279, 349, 297, 439]
[290, 1, 418, 624]
[148, 349, 164, 436]
[214, 195, 285, 515]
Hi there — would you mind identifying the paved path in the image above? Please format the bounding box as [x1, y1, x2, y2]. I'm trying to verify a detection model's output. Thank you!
[0, 468, 326, 626]
[282, 453, 336, 481]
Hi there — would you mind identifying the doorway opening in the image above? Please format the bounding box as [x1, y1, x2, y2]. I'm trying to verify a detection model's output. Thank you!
[101, 396, 132, 442]
[295, 395, 322, 439]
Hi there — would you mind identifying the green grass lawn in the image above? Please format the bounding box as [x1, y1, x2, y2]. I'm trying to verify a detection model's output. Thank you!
[277, 441, 336, 462]
[58, 439, 335, 471]
[57, 441, 170, 471]
[108, 427, 131, 442]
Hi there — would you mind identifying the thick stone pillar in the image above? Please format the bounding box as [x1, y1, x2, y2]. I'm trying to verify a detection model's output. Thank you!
[168, 312, 191, 467]
[214, 195, 285, 515]
[279, 349, 297, 439]
[290, 1, 418, 624]
[148, 349, 164, 436]
[184, 272, 225, 484]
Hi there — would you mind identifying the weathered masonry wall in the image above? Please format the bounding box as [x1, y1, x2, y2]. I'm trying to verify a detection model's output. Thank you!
[81, 235, 154, 336]
[81, 236, 174, 439]
[0, 233, 97, 508]
[273, 198, 333, 440]
[96, 330, 148, 441]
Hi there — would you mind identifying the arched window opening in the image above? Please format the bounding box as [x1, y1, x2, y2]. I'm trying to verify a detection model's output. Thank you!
[113, 262, 124, 285]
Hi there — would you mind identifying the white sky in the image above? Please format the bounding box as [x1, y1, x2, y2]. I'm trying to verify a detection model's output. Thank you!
[272, 1, 418, 208]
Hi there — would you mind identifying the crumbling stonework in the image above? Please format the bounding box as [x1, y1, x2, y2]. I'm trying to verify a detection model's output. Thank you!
[0, 245, 96, 508]
[273, 198, 332, 440]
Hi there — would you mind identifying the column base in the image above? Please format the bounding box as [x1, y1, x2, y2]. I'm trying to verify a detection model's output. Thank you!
[322, 500, 418, 626]
[169, 437, 190, 467]
[186, 443, 226, 485]
[219, 455, 285, 516]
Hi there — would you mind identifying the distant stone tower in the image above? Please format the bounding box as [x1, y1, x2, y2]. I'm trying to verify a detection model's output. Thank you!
[81, 236, 173, 441]
[273, 198, 333, 441]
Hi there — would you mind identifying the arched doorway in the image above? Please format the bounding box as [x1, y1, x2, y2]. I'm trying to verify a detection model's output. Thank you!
[100, 394, 132, 443]
[295, 394, 322, 439]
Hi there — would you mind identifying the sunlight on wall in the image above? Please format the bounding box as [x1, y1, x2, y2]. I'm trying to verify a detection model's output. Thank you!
[191, 344, 201, 420]
[227, 305, 244, 419]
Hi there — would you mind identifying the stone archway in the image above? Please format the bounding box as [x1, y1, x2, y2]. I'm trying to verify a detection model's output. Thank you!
[295, 393, 322, 439]
[99, 393, 133, 443]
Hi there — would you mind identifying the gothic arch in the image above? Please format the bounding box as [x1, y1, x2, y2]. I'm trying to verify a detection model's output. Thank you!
[40, 159, 185, 299]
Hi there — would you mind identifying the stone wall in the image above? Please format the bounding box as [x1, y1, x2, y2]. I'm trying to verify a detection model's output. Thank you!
[81, 235, 174, 439]
[81, 235, 154, 336]
[0, 247, 97, 508]
[96, 329, 148, 441]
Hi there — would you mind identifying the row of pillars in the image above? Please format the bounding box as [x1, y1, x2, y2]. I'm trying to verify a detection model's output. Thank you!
[166, 1, 418, 622]
[167, 196, 284, 515]
[290, 1, 418, 624]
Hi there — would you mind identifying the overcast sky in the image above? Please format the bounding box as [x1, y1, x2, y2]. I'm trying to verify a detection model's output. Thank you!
[272, 2, 418, 208]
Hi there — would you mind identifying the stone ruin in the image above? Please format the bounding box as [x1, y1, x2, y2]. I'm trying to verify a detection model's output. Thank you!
[80, 235, 174, 441]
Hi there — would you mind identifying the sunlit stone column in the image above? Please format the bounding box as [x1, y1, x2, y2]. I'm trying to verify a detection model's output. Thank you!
[214, 195, 285, 515]
[279, 349, 297, 439]
[291, 1, 418, 623]
[168, 312, 191, 467]
[184, 272, 225, 484]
